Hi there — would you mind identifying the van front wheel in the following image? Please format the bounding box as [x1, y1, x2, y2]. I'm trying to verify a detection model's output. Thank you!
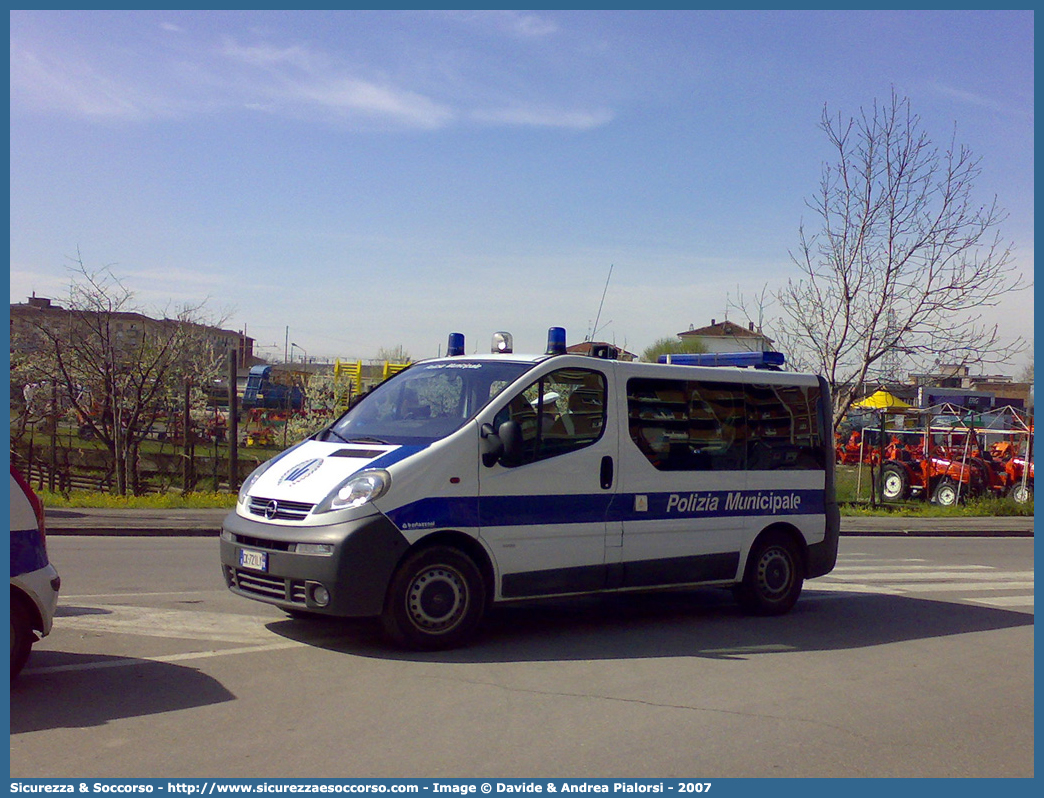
[381, 546, 486, 650]
[735, 533, 804, 616]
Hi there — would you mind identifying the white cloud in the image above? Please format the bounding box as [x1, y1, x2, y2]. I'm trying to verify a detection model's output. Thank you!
[471, 105, 613, 130]
[11, 21, 609, 134]
[442, 10, 559, 38]
[10, 44, 181, 120]
[218, 40, 314, 71]
[291, 77, 454, 128]
[218, 38, 454, 129]
[925, 80, 1033, 120]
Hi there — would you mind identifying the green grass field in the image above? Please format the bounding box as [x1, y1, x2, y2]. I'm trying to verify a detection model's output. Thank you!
[835, 464, 1032, 516]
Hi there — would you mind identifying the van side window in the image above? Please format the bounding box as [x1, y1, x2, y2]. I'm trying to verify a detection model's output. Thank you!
[746, 383, 825, 470]
[496, 368, 607, 464]
[627, 378, 824, 471]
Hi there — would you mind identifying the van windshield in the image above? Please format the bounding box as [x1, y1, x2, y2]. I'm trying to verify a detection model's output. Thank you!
[323, 360, 532, 446]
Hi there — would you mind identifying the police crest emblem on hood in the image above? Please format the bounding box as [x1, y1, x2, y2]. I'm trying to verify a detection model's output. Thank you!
[278, 458, 324, 485]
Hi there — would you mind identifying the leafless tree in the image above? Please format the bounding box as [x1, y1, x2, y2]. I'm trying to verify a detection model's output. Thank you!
[776, 90, 1026, 427]
[640, 336, 707, 363]
[374, 344, 412, 364]
[14, 254, 227, 494]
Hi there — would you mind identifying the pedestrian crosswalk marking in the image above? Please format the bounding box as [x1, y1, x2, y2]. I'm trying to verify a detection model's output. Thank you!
[810, 554, 1034, 612]
[832, 564, 992, 572]
[56, 604, 280, 644]
[824, 570, 1034, 582]
[966, 596, 1035, 609]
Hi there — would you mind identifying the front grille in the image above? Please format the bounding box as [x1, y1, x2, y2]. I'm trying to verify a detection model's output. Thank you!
[227, 566, 307, 605]
[230, 533, 292, 552]
[248, 496, 315, 521]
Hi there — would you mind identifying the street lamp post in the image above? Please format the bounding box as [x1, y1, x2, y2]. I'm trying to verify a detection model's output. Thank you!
[290, 342, 307, 363]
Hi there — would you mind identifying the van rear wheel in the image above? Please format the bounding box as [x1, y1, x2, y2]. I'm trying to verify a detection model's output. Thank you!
[735, 532, 804, 616]
[381, 546, 486, 650]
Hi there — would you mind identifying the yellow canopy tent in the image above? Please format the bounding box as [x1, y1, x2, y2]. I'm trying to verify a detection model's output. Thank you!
[852, 390, 912, 409]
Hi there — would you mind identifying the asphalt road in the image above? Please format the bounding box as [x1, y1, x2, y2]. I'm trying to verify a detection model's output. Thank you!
[10, 535, 1034, 778]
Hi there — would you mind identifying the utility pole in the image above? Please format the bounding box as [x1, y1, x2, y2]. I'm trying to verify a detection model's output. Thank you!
[227, 351, 239, 493]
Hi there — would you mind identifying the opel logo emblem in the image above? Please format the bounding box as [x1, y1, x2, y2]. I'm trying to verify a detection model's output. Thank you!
[265, 500, 279, 520]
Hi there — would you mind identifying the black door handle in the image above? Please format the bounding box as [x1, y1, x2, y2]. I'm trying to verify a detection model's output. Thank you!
[600, 456, 614, 490]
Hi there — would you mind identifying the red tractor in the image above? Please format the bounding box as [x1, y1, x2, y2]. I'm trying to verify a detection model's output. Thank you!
[985, 439, 1034, 503]
[879, 428, 991, 506]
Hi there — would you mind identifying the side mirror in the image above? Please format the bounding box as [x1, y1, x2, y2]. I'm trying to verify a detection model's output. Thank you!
[480, 420, 524, 467]
[480, 423, 503, 467]
[498, 420, 523, 466]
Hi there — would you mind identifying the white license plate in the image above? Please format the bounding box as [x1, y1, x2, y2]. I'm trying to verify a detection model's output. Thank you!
[239, 548, 268, 572]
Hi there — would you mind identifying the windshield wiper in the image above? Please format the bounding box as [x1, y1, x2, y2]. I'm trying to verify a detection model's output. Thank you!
[345, 436, 389, 445]
[322, 428, 350, 443]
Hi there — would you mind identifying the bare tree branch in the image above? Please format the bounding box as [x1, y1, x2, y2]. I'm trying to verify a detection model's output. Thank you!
[12, 254, 228, 494]
[775, 90, 1027, 427]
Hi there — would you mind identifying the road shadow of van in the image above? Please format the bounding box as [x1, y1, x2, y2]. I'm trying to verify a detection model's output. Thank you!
[10, 648, 235, 734]
[263, 586, 1034, 664]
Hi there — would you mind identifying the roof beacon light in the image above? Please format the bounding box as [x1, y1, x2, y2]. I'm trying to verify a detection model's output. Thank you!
[657, 351, 786, 369]
[546, 326, 567, 356]
[492, 331, 513, 354]
[447, 332, 466, 357]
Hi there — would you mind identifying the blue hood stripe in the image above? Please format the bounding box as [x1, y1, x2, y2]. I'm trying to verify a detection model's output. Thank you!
[367, 445, 427, 472]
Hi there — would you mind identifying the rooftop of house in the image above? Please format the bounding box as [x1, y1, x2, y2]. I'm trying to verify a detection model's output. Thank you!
[678, 319, 774, 343]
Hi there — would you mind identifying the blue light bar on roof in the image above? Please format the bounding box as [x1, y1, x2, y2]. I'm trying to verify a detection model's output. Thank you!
[546, 327, 567, 355]
[447, 332, 465, 356]
[657, 351, 786, 368]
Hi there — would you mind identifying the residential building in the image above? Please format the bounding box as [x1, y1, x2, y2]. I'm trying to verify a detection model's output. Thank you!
[10, 295, 257, 369]
[677, 319, 775, 354]
[566, 341, 637, 361]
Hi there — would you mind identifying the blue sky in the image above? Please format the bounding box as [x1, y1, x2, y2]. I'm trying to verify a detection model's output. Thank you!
[9, 10, 1034, 369]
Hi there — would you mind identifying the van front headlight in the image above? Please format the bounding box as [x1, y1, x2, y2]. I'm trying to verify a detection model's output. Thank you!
[315, 469, 391, 513]
[238, 462, 270, 506]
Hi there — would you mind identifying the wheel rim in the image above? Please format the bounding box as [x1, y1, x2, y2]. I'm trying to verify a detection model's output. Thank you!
[938, 485, 957, 505]
[1012, 485, 1030, 503]
[883, 472, 903, 498]
[757, 547, 794, 600]
[405, 565, 469, 634]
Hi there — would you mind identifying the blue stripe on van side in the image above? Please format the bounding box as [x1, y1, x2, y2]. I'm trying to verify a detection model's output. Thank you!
[384, 489, 825, 532]
[11, 527, 48, 577]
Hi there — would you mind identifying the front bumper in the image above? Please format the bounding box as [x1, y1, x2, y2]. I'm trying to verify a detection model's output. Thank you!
[219, 509, 410, 617]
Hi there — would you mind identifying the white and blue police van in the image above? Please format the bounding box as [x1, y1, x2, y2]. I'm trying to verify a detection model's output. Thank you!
[220, 328, 839, 650]
[10, 466, 61, 678]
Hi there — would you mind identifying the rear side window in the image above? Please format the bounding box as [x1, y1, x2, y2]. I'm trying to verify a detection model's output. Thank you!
[627, 378, 825, 471]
